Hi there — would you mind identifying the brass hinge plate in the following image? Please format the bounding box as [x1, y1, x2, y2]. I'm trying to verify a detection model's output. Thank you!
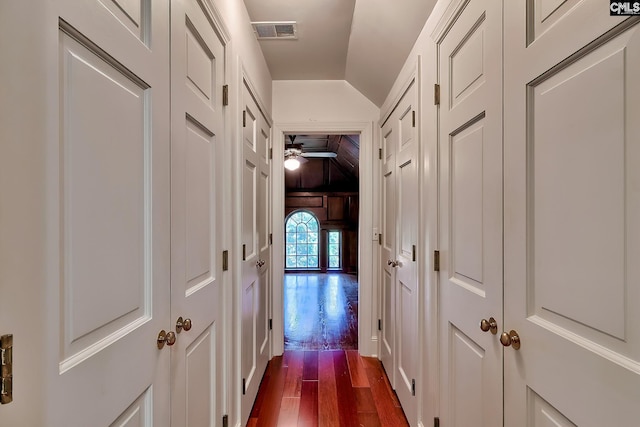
[379, 148, 382, 159]
[269, 233, 273, 245]
[434, 250, 440, 272]
[222, 415, 229, 427]
[242, 110, 246, 127]
[412, 244, 416, 262]
[378, 233, 382, 246]
[1, 334, 13, 405]
[434, 84, 440, 105]
[412, 110, 416, 127]
[434, 417, 440, 427]
[222, 250, 229, 271]
[378, 319, 382, 331]
[269, 148, 273, 160]
[411, 378, 416, 396]
[242, 378, 246, 395]
[222, 84, 229, 106]
[269, 319, 273, 330]
[242, 244, 246, 261]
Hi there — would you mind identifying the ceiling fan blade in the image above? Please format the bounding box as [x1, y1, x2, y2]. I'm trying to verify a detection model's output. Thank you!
[300, 152, 337, 158]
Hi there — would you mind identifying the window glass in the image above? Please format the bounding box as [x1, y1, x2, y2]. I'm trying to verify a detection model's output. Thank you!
[328, 231, 341, 269]
[285, 211, 320, 269]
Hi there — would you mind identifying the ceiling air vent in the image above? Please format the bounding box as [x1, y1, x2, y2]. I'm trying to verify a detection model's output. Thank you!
[251, 21, 297, 40]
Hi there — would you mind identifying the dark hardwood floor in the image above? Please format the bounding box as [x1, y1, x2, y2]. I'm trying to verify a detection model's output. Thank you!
[284, 273, 358, 350]
[246, 350, 410, 427]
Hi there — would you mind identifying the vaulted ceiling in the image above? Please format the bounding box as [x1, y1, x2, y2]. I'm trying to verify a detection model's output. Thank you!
[242, 0, 437, 106]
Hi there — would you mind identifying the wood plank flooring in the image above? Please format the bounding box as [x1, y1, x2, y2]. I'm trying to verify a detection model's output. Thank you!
[284, 273, 358, 350]
[246, 350, 409, 427]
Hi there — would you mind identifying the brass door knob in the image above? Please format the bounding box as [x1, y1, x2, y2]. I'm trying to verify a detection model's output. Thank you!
[176, 317, 193, 333]
[157, 330, 177, 349]
[480, 317, 498, 335]
[387, 259, 394, 266]
[500, 330, 521, 350]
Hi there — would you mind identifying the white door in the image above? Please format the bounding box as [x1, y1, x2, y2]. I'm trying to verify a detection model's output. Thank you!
[241, 83, 271, 424]
[437, 0, 503, 425]
[170, 0, 226, 425]
[504, 2, 640, 425]
[380, 79, 420, 426]
[0, 0, 171, 425]
[380, 110, 398, 383]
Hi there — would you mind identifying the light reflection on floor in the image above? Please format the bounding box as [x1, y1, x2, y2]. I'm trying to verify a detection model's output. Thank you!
[284, 273, 358, 350]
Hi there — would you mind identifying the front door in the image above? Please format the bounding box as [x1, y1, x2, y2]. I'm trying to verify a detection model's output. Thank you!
[504, 2, 640, 425]
[170, 0, 226, 425]
[437, 0, 504, 425]
[241, 83, 272, 424]
[0, 0, 172, 425]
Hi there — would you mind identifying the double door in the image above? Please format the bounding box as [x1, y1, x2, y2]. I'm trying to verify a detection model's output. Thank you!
[380, 79, 420, 426]
[438, 0, 640, 425]
[240, 82, 272, 425]
[0, 0, 226, 425]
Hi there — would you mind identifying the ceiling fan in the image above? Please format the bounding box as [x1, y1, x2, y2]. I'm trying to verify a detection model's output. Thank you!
[284, 135, 337, 171]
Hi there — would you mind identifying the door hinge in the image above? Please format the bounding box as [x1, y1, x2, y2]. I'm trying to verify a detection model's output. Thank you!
[378, 233, 382, 246]
[222, 84, 229, 106]
[434, 250, 440, 272]
[1, 334, 13, 405]
[269, 233, 273, 245]
[222, 250, 229, 271]
[412, 244, 416, 262]
[222, 415, 229, 427]
[378, 319, 382, 331]
[269, 319, 273, 330]
[242, 378, 246, 395]
[412, 110, 416, 127]
[242, 244, 246, 261]
[434, 417, 440, 427]
[411, 379, 416, 396]
[269, 148, 273, 159]
[379, 148, 382, 160]
[434, 84, 440, 105]
[242, 110, 246, 127]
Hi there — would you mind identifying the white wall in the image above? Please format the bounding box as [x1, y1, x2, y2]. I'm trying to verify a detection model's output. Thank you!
[215, 0, 272, 109]
[273, 80, 379, 122]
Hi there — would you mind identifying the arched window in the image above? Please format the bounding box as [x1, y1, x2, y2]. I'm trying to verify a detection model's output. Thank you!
[285, 211, 319, 269]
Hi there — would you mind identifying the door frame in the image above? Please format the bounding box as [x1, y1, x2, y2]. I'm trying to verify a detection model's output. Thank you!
[271, 121, 377, 357]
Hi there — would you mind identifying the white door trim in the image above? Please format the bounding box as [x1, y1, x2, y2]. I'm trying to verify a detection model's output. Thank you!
[271, 121, 377, 357]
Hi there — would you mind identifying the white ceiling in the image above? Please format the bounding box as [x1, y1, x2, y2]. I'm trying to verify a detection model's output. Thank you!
[243, 0, 436, 107]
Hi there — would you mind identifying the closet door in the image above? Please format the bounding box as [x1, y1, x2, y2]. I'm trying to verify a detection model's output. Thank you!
[504, 2, 640, 425]
[0, 0, 171, 425]
[437, 0, 503, 425]
[170, 0, 227, 425]
[380, 78, 420, 426]
[380, 105, 398, 383]
[240, 83, 272, 424]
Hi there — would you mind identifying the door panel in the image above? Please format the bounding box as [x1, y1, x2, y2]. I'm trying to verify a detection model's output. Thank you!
[47, 1, 171, 425]
[438, 0, 503, 426]
[241, 85, 271, 424]
[395, 97, 419, 425]
[170, 0, 225, 424]
[380, 125, 397, 379]
[504, 2, 640, 424]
